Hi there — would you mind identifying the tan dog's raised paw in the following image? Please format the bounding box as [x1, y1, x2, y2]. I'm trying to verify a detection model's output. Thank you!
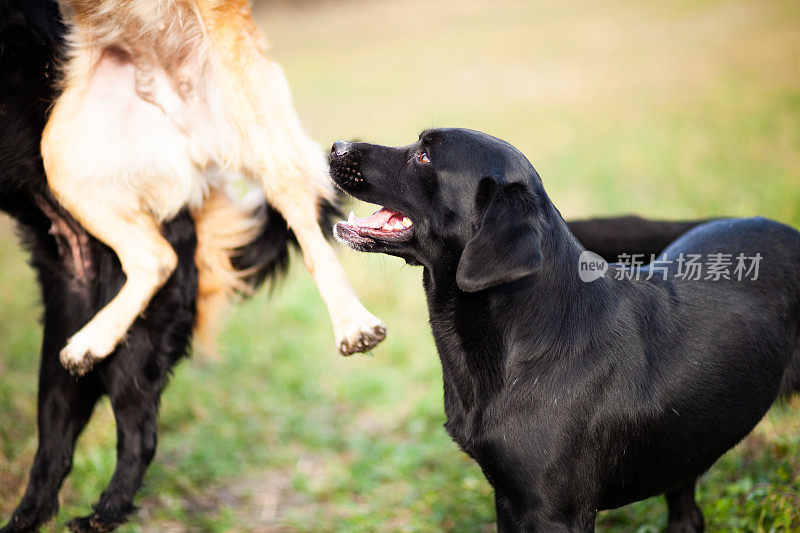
[334, 310, 387, 356]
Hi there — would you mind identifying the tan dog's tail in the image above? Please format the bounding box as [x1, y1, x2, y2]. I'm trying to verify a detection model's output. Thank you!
[192, 186, 340, 358]
[192, 187, 262, 357]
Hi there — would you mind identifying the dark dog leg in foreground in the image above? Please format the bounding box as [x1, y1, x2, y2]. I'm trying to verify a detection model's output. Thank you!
[666, 480, 704, 533]
[66, 372, 160, 533]
[1, 331, 103, 532]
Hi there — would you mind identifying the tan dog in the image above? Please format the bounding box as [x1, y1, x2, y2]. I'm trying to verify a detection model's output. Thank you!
[42, 0, 386, 375]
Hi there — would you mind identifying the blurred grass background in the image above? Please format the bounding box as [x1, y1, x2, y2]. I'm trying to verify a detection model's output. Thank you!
[1, 0, 800, 531]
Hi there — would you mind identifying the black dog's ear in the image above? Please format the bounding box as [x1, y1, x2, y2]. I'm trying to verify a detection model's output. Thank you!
[456, 178, 543, 292]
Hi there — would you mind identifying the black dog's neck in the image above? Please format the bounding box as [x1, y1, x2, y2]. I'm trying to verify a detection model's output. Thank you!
[422, 207, 606, 445]
[424, 204, 597, 347]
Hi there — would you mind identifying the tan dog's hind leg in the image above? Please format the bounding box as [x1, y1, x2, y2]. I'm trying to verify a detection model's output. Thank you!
[237, 57, 386, 355]
[60, 212, 177, 374]
[57, 205, 177, 375]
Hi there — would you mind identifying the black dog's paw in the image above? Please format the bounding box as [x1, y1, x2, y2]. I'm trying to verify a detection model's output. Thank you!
[0, 522, 22, 533]
[0, 515, 37, 533]
[65, 512, 128, 533]
[0, 507, 55, 533]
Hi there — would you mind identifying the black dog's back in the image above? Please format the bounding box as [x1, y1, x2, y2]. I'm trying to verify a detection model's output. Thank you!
[568, 216, 711, 263]
[658, 217, 800, 298]
[657, 217, 800, 397]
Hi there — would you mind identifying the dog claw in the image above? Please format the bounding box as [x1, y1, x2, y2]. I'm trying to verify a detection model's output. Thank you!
[337, 322, 387, 356]
[59, 349, 100, 377]
[59, 330, 117, 377]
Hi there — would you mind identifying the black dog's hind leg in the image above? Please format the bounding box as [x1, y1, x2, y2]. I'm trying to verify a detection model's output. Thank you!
[65, 363, 163, 533]
[665, 479, 704, 533]
[1, 331, 103, 533]
[65, 212, 197, 533]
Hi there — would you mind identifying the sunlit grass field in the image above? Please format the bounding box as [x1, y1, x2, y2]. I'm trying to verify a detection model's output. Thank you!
[2, 0, 800, 530]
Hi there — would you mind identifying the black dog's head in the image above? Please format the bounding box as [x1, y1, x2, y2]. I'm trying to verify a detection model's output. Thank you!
[330, 128, 554, 292]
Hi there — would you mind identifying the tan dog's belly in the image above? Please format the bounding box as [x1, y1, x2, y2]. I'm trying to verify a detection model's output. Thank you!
[48, 48, 211, 221]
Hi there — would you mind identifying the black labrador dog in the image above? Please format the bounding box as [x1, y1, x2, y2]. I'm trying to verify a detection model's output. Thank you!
[0, 1, 309, 531]
[330, 128, 800, 532]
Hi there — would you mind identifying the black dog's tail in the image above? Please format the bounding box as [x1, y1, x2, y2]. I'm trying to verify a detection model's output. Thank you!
[567, 216, 713, 262]
[191, 187, 339, 356]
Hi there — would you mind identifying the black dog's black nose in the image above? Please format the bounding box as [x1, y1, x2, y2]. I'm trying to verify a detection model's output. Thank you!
[331, 140, 353, 157]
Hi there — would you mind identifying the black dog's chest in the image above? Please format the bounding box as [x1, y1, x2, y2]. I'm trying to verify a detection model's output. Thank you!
[427, 290, 507, 454]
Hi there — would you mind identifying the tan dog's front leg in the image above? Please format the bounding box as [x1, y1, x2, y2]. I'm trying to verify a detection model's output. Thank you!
[237, 54, 385, 354]
[265, 185, 386, 355]
[297, 219, 387, 355]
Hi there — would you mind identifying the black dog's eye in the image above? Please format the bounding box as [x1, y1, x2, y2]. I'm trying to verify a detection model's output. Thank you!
[417, 151, 431, 164]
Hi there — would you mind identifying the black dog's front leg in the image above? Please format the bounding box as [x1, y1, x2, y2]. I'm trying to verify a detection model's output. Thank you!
[64, 383, 157, 532]
[665, 479, 704, 533]
[495, 493, 518, 532]
[493, 492, 596, 532]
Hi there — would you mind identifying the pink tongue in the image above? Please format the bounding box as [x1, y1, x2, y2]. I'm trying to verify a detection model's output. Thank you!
[352, 208, 400, 229]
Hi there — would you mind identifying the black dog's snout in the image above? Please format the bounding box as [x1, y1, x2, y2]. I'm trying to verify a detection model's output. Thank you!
[331, 140, 353, 158]
[329, 140, 364, 187]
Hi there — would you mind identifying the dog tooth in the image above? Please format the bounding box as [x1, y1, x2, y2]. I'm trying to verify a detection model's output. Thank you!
[348, 211, 355, 224]
[402, 217, 412, 228]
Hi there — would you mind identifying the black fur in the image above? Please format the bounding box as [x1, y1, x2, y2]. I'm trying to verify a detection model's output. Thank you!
[0, 1, 314, 530]
[567, 216, 710, 263]
[232, 197, 340, 289]
[330, 128, 800, 532]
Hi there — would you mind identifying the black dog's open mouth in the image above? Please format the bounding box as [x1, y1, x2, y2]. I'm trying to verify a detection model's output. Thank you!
[334, 207, 413, 249]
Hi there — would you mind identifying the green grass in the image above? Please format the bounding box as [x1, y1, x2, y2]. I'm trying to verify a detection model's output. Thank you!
[2, 0, 800, 530]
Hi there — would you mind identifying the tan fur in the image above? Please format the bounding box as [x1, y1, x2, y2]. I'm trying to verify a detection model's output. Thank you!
[192, 187, 262, 359]
[44, 0, 386, 374]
